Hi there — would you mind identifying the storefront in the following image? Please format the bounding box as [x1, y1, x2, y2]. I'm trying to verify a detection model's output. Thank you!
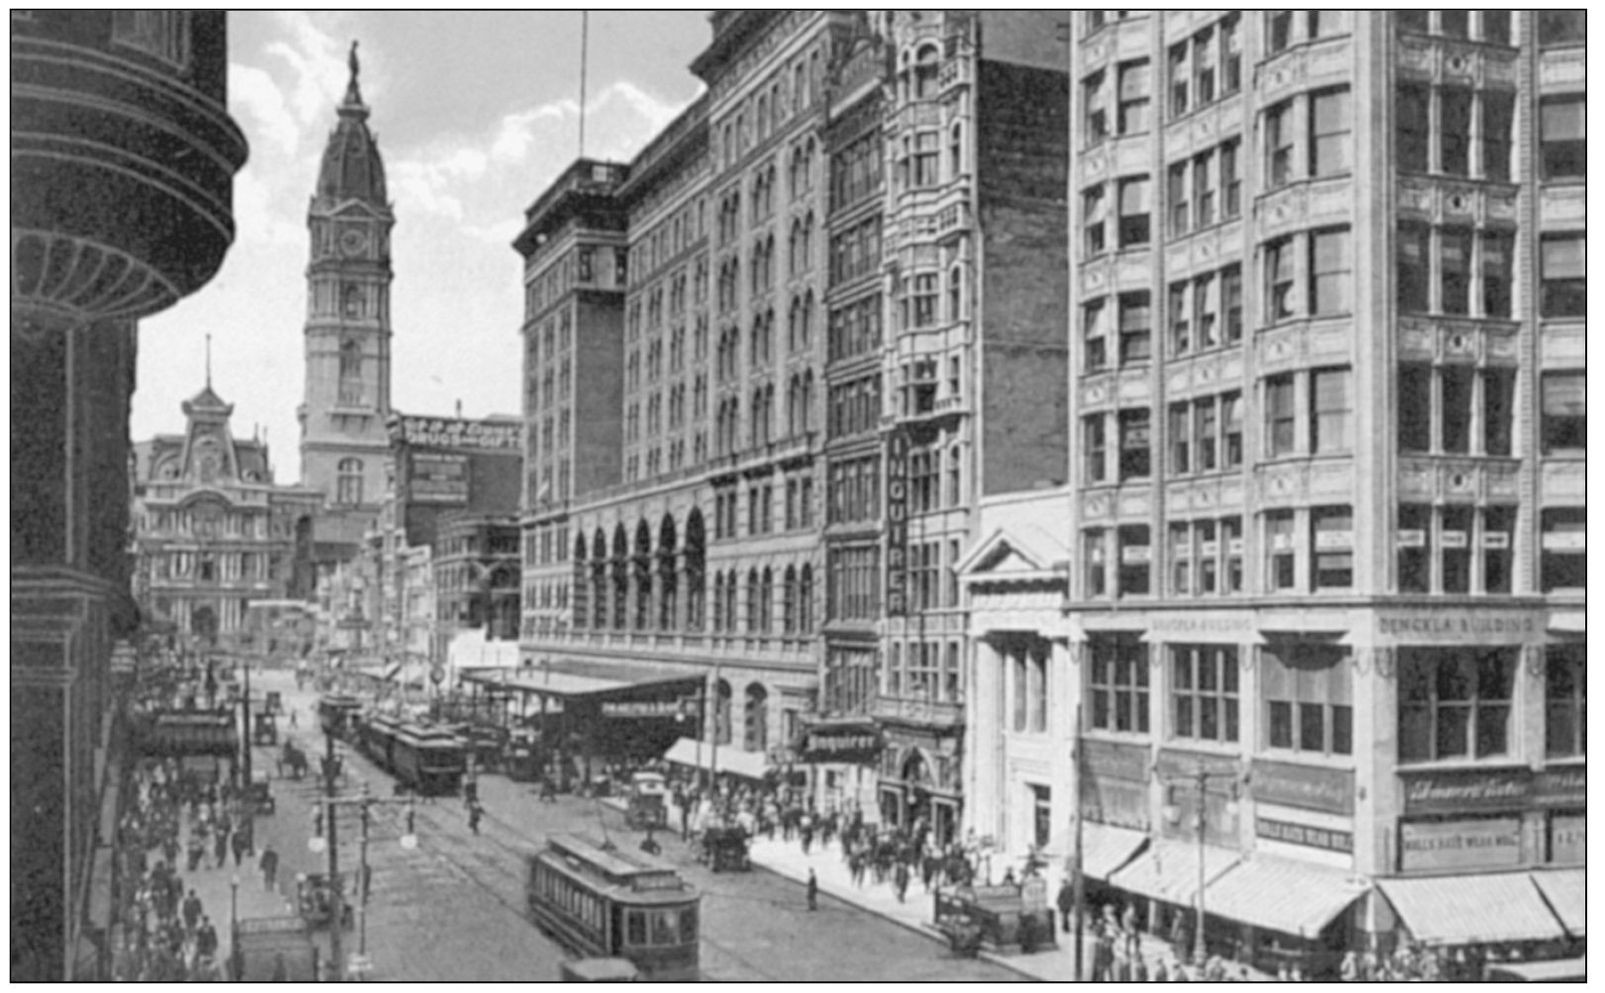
[877, 728, 963, 847]
[797, 719, 882, 817]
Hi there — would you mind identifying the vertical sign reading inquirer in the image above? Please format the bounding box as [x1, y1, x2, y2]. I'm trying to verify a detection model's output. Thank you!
[885, 428, 909, 617]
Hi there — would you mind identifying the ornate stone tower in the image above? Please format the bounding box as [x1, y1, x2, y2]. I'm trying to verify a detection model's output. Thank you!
[298, 42, 393, 512]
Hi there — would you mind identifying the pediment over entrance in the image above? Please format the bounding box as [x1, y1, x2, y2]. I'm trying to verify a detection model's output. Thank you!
[957, 525, 1068, 580]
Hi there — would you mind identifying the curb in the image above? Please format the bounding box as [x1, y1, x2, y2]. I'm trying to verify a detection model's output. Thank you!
[746, 857, 1051, 983]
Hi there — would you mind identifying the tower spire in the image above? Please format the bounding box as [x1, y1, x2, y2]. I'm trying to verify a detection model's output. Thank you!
[345, 39, 362, 106]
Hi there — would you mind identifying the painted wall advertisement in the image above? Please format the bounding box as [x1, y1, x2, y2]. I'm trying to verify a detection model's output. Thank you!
[1252, 758, 1355, 816]
[1398, 766, 1529, 816]
[390, 415, 521, 451]
[408, 452, 468, 504]
[1080, 739, 1151, 831]
[1399, 817, 1523, 871]
[1256, 817, 1354, 854]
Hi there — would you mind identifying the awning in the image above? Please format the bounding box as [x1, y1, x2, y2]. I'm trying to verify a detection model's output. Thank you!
[1531, 869, 1585, 938]
[460, 660, 704, 703]
[662, 737, 769, 781]
[1073, 822, 1150, 880]
[1203, 855, 1368, 938]
[1379, 873, 1566, 946]
[1108, 839, 1239, 905]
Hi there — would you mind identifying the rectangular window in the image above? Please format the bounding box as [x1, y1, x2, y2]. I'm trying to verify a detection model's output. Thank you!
[1398, 364, 1432, 453]
[1266, 374, 1296, 456]
[1441, 365, 1474, 454]
[1222, 515, 1244, 593]
[1169, 281, 1191, 354]
[1195, 274, 1217, 350]
[1439, 11, 1469, 38]
[1539, 11, 1587, 46]
[1169, 403, 1191, 474]
[1089, 633, 1148, 733]
[1545, 645, 1586, 758]
[1084, 415, 1108, 483]
[1222, 391, 1243, 467]
[1196, 396, 1218, 471]
[1541, 235, 1586, 318]
[1266, 236, 1295, 321]
[1169, 42, 1189, 117]
[1481, 91, 1514, 182]
[1222, 15, 1242, 94]
[1397, 222, 1431, 313]
[1480, 231, 1513, 318]
[1118, 524, 1151, 597]
[1397, 503, 1432, 594]
[1194, 26, 1216, 105]
[1397, 84, 1430, 173]
[1541, 508, 1587, 591]
[1118, 60, 1150, 135]
[1084, 529, 1107, 597]
[1309, 88, 1351, 176]
[1119, 291, 1152, 364]
[1222, 264, 1243, 343]
[1441, 504, 1473, 594]
[1262, 643, 1353, 755]
[1083, 185, 1107, 256]
[1541, 96, 1587, 181]
[1170, 522, 1192, 595]
[1398, 647, 1516, 762]
[1168, 162, 1190, 237]
[1197, 519, 1218, 593]
[1482, 367, 1515, 457]
[1220, 139, 1241, 218]
[1439, 227, 1473, 315]
[1482, 505, 1515, 595]
[1312, 506, 1354, 589]
[1311, 366, 1351, 454]
[1268, 12, 1292, 53]
[1118, 177, 1151, 248]
[1084, 69, 1109, 145]
[1084, 297, 1109, 372]
[1310, 227, 1350, 316]
[1266, 510, 1296, 591]
[1119, 408, 1151, 480]
[1194, 150, 1216, 229]
[1480, 11, 1511, 45]
[1541, 372, 1587, 454]
[1266, 101, 1294, 187]
[1440, 87, 1473, 176]
[1171, 645, 1239, 743]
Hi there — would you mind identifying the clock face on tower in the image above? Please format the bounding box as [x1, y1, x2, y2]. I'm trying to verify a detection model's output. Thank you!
[340, 228, 368, 257]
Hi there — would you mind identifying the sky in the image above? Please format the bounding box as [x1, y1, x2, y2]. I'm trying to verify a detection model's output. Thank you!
[134, 10, 711, 484]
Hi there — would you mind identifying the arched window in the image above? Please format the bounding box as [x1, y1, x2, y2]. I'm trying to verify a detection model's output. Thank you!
[949, 265, 964, 322]
[914, 44, 940, 100]
[634, 521, 653, 630]
[744, 683, 769, 752]
[724, 569, 738, 634]
[799, 563, 814, 633]
[572, 533, 589, 629]
[801, 290, 814, 349]
[759, 567, 774, 632]
[950, 122, 963, 179]
[611, 525, 629, 630]
[715, 679, 733, 745]
[337, 458, 363, 505]
[783, 565, 799, 633]
[592, 528, 608, 628]
[342, 284, 362, 318]
[948, 443, 963, 506]
[658, 514, 678, 631]
[712, 572, 726, 631]
[685, 509, 706, 630]
[746, 568, 761, 632]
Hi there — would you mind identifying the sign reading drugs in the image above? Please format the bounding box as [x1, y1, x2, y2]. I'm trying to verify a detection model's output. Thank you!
[885, 428, 910, 617]
[390, 415, 522, 451]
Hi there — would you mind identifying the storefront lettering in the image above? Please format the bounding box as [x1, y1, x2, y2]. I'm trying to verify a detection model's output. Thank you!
[1377, 611, 1538, 642]
[1400, 768, 1530, 815]
[1146, 613, 1255, 637]
[1251, 759, 1355, 816]
[1255, 817, 1353, 854]
[885, 430, 909, 618]
[1549, 814, 1585, 864]
[1532, 766, 1586, 807]
[1399, 818, 1522, 871]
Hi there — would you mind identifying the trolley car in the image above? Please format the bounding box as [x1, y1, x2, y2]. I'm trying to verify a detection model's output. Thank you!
[389, 724, 466, 796]
[527, 833, 700, 981]
[316, 695, 363, 740]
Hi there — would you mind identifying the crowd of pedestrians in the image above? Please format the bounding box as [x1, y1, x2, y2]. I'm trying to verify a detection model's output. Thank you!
[109, 759, 258, 981]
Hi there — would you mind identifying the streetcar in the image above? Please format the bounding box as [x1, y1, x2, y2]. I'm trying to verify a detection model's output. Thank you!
[356, 713, 405, 769]
[388, 723, 467, 796]
[526, 833, 701, 981]
[316, 694, 363, 740]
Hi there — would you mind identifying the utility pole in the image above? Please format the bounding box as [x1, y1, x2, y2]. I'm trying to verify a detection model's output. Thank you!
[1072, 704, 1085, 981]
[324, 731, 345, 982]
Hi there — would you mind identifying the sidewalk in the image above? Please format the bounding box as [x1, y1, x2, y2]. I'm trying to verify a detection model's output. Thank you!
[746, 834, 1272, 982]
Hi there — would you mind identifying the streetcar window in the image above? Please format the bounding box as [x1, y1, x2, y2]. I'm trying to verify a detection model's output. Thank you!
[650, 910, 678, 946]
[627, 910, 647, 946]
[680, 906, 698, 944]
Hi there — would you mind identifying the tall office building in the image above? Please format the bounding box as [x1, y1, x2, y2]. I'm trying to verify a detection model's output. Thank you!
[963, 10, 1585, 976]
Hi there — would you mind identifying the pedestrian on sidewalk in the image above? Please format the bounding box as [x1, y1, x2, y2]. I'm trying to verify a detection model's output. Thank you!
[260, 843, 280, 891]
[468, 801, 483, 835]
[806, 869, 818, 911]
[1121, 902, 1140, 960]
[213, 822, 230, 868]
[181, 890, 202, 934]
[893, 861, 910, 904]
[186, 832, 205, 872]
[231, 825, 250, 866]
[1057, 877, 1075, 933]
[195, 916, 218, 966]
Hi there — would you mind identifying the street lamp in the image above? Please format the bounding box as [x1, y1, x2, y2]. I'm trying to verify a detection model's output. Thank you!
[1156, 762, 1241, 968]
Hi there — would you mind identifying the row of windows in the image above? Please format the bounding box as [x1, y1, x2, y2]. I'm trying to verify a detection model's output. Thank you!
[829, 215, 882, 287]
[1087, 636, 1586, 763]
[708, 566, 816, 635]
[1397, 83, 1517, 182]
[826, 453, 881, 526]
[1166, 138, 1242, 238]
[827, 293, 883, 363]
[1396, 364, 1516, 458]
[827, 373, 881, 441]
[1165, 15, 1243, 120]
[887, 638, 964, 704]
[830, 128, 884, 213]
[1395, 11, 1518, 46]
[826, 544, 881, 621]
[717, 47, 825, 170]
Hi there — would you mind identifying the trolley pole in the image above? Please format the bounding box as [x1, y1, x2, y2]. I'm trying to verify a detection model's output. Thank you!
[325, 731, 345, 982]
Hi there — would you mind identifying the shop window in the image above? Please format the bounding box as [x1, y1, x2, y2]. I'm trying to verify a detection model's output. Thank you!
[1084, 415, 1108, 483]
[1545, 645, 1586, 758]
[1118, 524, 1151, 596]
[1089, 633, 1149, 733]
[1171, 644, 1239, 743]
[1541, 508, 1587, 592]
[1311, 505, 1354, 590]
[1397, 503, 1431, 594]
[1263, 642, 1352, 755]
[1119, 291, 1152, 364]
[1118, 408, 1151, 480]
[1541, 235, 1586, 318]
[1540, 97, 1586, 181]
[1118, 177, 1151, 248]
[1265, 510, 1296, 592]
[1118, 60, 1150, 135]
[1398, 647, 1516, 762]
[1541, 372, 1586, 454]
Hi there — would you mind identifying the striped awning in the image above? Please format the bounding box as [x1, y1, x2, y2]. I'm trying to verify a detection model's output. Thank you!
[1073, 822, 1150, 880]
[1107, 839, 1239, 906]
[1531, 869, 1585, 938]
[1203, 855, 1369, 939]
[1379, 873, 1566, 946]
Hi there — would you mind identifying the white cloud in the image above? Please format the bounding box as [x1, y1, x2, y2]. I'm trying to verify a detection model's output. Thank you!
[232, 168, 301, 247]
[229, 62, 300, 159]
[265, 12, 354, 130]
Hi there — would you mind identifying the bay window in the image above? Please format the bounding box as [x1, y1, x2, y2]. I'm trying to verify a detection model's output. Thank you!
[1310, 87, 1351, 176]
